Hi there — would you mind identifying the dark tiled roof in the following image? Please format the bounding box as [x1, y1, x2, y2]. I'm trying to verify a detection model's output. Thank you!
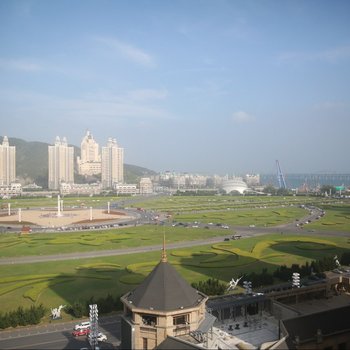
[127, 261, 205, 311]
[283, 305, 350, 345]
[156, 336, 204, 349]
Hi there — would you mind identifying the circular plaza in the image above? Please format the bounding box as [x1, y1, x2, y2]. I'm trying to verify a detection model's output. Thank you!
[0, 207, 133, 229]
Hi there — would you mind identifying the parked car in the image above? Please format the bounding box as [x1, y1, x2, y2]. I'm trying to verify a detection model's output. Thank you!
[97, 332, 107, 342]
[74, 321, 91, 330]
[72, 328, 90, 337]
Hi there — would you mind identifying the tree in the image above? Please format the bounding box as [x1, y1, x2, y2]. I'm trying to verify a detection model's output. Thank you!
[263, 185, 277, 195]
[68, 301, 86, 318]
[320, 185, 336, 196]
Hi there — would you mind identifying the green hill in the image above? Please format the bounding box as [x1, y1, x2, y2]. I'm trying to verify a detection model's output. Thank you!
[3, 137, 157, 188]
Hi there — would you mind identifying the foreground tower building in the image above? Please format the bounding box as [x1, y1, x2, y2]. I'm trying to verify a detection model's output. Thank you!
[48, 137, 74, 190]
[101, 138, 124, 189]
[120, 240, 208, 349]
[77, 130, 101, 176]
[0, 136, 16, 185]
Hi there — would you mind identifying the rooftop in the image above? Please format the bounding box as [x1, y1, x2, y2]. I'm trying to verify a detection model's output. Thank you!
[126, 260, 206, 311]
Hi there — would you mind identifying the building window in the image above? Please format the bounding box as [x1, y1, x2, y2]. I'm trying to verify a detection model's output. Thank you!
[173, 314, 188, 326]
[141, 314, 157, 326]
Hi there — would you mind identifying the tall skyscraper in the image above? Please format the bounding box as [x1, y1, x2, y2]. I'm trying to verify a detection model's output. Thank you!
[101, 138, 124, 189]
[77, 130, 101, 176]
[48, 136, 74, 190]
[0, 136, 16, 185]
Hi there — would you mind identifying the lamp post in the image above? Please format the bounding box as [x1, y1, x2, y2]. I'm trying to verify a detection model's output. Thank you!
[292, 273, 300, 288]
[89, 304, 99, 350]
[243, 280, 252, 295]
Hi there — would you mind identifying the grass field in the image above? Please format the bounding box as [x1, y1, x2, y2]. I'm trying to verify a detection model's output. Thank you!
[129, 195, 333, 212]
[0, 195, 350, 317]
[0, 233, 349, 314]
[0, 225, 226, 257]
[174, 207, 307, 227]
[308, 203, 350, 232]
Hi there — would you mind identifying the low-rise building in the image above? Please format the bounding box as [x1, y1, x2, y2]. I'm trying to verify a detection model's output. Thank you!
[114, 183, 138, 195]
[60, 182, 102, 195]
[0, 183, 22, 198]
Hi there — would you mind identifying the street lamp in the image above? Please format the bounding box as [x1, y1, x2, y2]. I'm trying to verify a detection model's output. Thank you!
[89, 304, 99, 350]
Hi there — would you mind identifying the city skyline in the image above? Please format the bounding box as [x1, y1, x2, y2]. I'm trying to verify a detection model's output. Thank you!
[1, 1, 350, 174]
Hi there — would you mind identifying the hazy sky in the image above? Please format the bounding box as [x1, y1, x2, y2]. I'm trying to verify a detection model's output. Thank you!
[1, 0, 349, 174]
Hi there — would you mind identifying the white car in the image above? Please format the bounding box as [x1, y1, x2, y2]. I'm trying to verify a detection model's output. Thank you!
[74, 321, 91, 330]
[97, 332, 107, 342]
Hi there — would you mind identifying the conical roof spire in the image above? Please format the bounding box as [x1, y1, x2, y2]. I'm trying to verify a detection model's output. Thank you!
[161, 233, 167, 262]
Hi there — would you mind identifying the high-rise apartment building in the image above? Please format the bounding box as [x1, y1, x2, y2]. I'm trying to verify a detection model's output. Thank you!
[101, 138, 124, 189]
[0, 136, 16, 185]
[77, 130, 101, 176]
[48, 136, 74, 190]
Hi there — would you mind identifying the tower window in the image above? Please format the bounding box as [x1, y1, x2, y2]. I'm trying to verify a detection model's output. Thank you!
[173, 314, 188, 326]
[141, 314, 157, 326]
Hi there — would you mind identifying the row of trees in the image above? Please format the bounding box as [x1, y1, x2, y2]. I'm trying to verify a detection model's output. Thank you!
[65, 294, 123, 318]
[0, 304, 46, 329]
[194, 253, 349, 296]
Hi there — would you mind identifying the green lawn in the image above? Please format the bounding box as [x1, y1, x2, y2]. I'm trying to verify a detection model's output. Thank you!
[0, 233, 349, 314]
[0, 225, 227, 257]
[174, 207, 307, 227]
[0, 195, 350, 317]
[307, 204, 350, 232]
[129, 195, 333, 212]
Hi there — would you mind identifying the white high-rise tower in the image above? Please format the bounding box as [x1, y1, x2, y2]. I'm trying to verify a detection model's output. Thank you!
[101, 138, 124, 189]
[0, 136, 16, 185]
[48, 136, 74, 190]
[77, 130, 101, 176]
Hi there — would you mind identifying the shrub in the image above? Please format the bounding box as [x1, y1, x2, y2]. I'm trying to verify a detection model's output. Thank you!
[191, 278, 226, 296]
[0, 304, 46, 329]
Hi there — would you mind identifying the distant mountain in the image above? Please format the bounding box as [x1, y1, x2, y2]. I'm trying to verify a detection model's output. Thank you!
[3, 137, 157, 188]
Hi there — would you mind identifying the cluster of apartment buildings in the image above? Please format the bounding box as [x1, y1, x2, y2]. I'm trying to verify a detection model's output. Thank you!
[48, 132, 124, 190]
[0, 133, 153, 197]
[1, 132, 263, 198]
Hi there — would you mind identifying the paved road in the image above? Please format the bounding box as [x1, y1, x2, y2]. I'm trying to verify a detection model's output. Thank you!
[0, 314, 121, 349]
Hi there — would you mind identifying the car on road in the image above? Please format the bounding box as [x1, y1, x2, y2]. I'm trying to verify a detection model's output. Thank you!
[72, 328, 90, 337]
[97, 332, 107, 342]
[74, 321, 91, 330]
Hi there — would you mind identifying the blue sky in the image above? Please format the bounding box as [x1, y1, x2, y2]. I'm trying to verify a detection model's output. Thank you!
[1, 0, 349, 174]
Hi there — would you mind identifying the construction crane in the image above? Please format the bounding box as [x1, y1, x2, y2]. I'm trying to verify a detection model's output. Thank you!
[276, 160, 287, 189]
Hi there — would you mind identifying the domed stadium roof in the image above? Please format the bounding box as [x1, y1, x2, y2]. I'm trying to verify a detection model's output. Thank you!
[222, 177, 248, 194]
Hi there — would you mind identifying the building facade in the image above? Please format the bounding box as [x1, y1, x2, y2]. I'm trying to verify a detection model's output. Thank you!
[48, 137, 74, 190]
[60, 182, 102, 196]
[101, 138, 124, 189]
[77, 130, 101, 176]
[139, 177, 153, 195]
[0, 183, 21, 198]
[0, 136, 16, 186]
[120, 244, 208, 350]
